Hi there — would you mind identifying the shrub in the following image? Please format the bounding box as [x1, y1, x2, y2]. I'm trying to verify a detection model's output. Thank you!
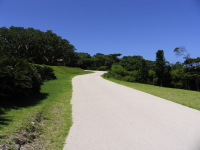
[111, 65, 127, 76]
[35, 66, 56, 81]
[0, 57, 43, 100]
[103, 71, 122, 80]
[147, 69, 156, 85]
[122, 76, 136, 82]
[97, 66, 108, 71]
[128, 70, 139, 77]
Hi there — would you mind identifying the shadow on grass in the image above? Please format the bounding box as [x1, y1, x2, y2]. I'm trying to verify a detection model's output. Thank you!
[0, 92, 48, 128]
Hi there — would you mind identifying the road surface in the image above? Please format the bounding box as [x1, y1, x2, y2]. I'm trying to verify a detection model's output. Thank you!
[63, 71, 200, 150]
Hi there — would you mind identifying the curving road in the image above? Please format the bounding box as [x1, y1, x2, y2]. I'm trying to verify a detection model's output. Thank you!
[63, 71, 200, 150]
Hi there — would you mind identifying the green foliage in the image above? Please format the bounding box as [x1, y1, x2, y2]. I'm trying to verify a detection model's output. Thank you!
[35, 66, 56, 81]
[147, 69, 156, 85]
[0, 66, 90, 149]
[171, 62, 183, 70]
[155, 50, 166, 86]
[104, 65, 138, 82]
[97, 66, 108, 71]
[103, 71, 123, 80]
[122, 76, 136, 82]
[119, 55, 148, 83]
[103, 51, 200, 92]
[0, 26, 76, 66]
[146, 60, 156, 70]
[170, 68, 186, 89]
[76, 53, 92, 69]
[0, 57, 42, 100]
[76, 53, 121, 70]
[120, 55, 144, 71]
[111, 65, 127, 76]
[128, 70, 139, 80]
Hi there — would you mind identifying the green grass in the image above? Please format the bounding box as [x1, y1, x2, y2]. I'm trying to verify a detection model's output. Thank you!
[0, 66, 92, 149]
[102, 76, 200, 111]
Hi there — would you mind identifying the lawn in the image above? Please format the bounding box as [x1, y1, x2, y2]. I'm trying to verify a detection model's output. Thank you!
[102, 76, 200, 111]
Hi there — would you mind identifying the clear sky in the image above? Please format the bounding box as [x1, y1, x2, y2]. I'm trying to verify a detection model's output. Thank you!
[0, 0, 200, 63]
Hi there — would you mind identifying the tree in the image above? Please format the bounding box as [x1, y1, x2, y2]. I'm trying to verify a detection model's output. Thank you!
[105, 53, 121, 69]
[183, 57, 200, 91]
[0, 26, 77, 66]
[88, 53, 121, 70]
[138, 59, 148, 83]
[174, 46, 190, 59]
[155, 50, 166, 87]
[171, 61, 184, 70]
[93, 53, 106, 68]
[146, 60, 156, 70]
[76, 52, 92, 69]
[119, 55, 144, 71]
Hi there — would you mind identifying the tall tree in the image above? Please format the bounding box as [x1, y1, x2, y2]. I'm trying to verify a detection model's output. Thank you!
[155, 50, 166, 87]
[76, 52, 92, 69]
[183, 57, 200, 91]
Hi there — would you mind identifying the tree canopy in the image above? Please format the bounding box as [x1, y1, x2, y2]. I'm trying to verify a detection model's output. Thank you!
[0, 26, 76, 66]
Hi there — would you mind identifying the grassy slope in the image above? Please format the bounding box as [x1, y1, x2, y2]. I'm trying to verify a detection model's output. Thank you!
[102, 76, 200, 111]
[0, 66, 92, 149]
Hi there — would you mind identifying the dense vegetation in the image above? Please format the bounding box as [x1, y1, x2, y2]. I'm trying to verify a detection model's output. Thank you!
[0, 57, 56, 105]
[0, 26, 85, 149]
[0, 26, 76, 66]
[1, 26, 199, 93]
[103, 48, 200, 92]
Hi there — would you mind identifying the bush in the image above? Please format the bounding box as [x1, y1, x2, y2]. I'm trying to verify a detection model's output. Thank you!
[0, 57, 43, 100]
[35, 66, 56, 81]
[147, 69, 156, 85]
[97, 66, 108, 71]
[122, 76, 136, 82]
[111, 65, 127, 76]
[103, 71, 122, 80]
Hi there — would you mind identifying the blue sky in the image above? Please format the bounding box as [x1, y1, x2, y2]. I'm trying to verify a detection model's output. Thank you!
[0, 0, 200, 63]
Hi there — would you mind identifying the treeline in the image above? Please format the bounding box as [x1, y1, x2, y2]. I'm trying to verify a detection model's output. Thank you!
[0, 26, 199, 92]
[103, 50, 200, 92]
[0, 26, 121, 69]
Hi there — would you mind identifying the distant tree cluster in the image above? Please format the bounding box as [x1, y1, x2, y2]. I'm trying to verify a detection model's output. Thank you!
[104, 49, 200, 92]
[76, 52, 121, 70]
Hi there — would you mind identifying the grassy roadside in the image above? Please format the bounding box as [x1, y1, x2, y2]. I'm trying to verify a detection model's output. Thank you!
[102, 76, 200, 111]
[0, 66, 92, 149]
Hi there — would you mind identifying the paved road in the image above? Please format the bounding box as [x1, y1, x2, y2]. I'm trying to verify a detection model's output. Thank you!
[63, 71, 200, 150]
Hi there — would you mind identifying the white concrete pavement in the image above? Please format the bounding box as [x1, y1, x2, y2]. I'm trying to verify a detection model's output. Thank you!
[63, 71, 200, 150]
